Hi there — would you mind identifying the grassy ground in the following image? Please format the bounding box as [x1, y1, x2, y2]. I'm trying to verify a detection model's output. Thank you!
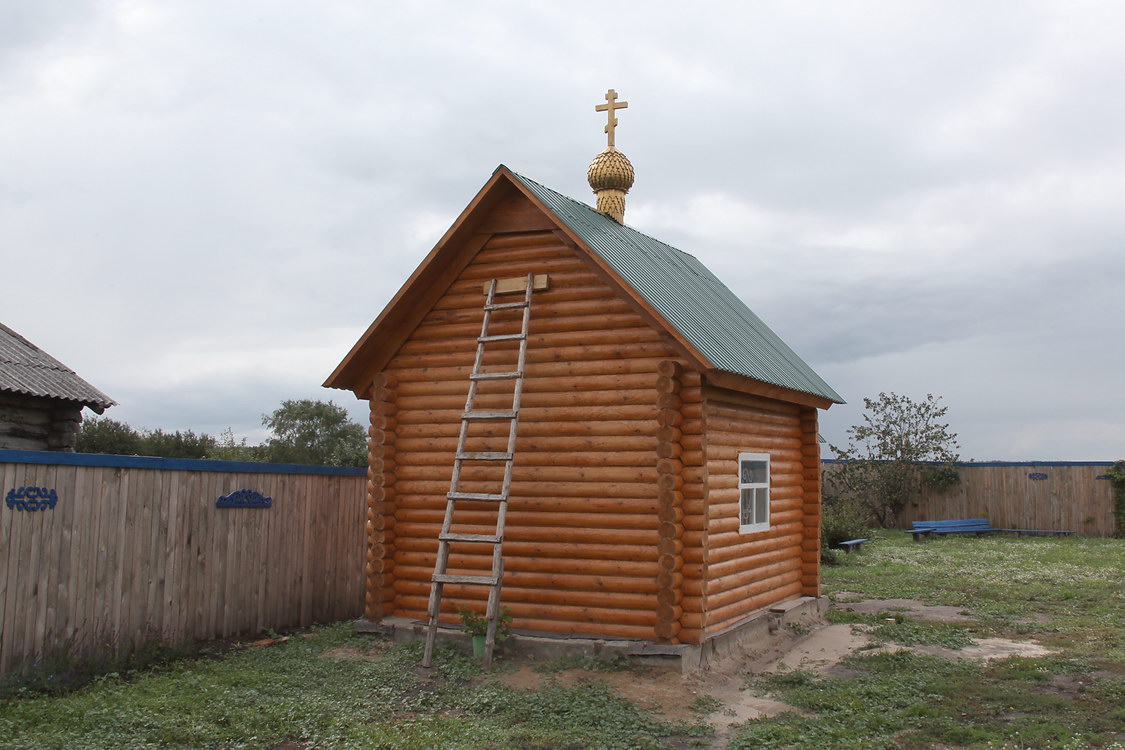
[1, 534, 1122, 749]
[730, 533, 1125, 749]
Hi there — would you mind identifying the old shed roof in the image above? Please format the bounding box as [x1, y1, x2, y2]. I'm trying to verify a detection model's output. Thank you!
[510, 171, 843, 405]
[0, 323, 115, 413]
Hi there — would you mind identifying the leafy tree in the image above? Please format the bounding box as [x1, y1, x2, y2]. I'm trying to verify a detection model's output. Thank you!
[828, 392, 960, 527]
[76, 417, 142, 455]
[77, 417, 217, 458]
[140, 428, 216, 459]
[261, 399, 367, 467]
[206, 428, 269, 463]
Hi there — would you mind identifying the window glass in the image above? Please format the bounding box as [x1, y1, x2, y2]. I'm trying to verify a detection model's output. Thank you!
[738, 452, 770, 533]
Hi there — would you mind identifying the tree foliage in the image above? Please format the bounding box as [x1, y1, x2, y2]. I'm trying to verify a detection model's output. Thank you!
[828, 392, 960, 527]
[75, 399, 367, 467]
[76, 417, 216, 459]
[261, 399, 367, 467]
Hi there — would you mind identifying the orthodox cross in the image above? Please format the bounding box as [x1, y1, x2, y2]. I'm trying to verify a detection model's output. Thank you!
[595, 89, 628, 148]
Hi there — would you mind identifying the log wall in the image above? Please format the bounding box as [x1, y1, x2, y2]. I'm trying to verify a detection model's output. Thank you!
[699, 386, 807, 635]
[376, 229, 685, 641]
[0, 451, 365, 676]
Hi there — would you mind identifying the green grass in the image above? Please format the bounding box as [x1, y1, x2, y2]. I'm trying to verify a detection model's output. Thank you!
[3, 534, 1122, 749]
[731, 533, 1125, 749]
[0, 627, 708, 749]
[825, 534, 1125, 664]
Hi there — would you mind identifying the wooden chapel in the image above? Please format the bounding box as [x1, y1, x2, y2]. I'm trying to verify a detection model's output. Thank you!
[325, 91, 843, 652]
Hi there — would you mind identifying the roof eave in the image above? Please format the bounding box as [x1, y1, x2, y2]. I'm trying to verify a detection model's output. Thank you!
[704, 368, 841, 410]
[323, 166, 517, 396]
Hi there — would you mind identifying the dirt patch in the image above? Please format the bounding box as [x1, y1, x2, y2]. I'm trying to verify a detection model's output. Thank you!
[320, 642, 392, 660]
[832, 594, 975, 623]
[762, 624, 876, 673]
[913, 638, 1055, 662]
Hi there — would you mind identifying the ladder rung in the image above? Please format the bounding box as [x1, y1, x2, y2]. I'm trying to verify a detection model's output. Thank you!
[462, 410, 517, 420]
[456, 451, 513, 461]
[432, 573, 499, 586]
[479, 333, 525, 343]
[470, 370, 523, 381]
[447, 491, 507, 502]
[439, 532, 501, 543]
[484, 301, 528, 311]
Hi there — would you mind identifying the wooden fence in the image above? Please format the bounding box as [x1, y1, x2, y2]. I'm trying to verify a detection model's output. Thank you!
[823, 461, 1117, 537]
[0, 450, 366, 676]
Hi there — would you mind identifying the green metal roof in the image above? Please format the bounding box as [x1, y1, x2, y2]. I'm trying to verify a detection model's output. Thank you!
[510, 171, 844, 404]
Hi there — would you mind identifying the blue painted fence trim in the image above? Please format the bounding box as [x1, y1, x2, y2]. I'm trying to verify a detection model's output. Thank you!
[822, 459, 1113, 468]
[0, 449, 367, 476]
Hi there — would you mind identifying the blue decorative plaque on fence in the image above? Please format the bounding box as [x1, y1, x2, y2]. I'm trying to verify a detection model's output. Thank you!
[216, 489, 272, 509]
[5, 487, 58, 511]
[1095, 475, 1111, 481]
[1028, 473, 1049, 481]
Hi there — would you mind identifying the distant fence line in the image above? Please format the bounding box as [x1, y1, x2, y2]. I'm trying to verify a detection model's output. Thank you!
[1, 450, 366, 676]
[822, 460, 1117, 537]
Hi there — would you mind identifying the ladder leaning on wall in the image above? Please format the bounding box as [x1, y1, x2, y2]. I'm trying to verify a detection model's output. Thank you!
[421, 273, 537, 670]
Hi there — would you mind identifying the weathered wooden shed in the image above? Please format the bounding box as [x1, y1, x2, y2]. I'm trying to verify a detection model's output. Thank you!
[0, 323, 115, 451]
[326, 143, 842, 648]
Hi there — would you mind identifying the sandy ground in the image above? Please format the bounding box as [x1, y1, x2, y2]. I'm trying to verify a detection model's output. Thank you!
[493, 597, 1057, 748]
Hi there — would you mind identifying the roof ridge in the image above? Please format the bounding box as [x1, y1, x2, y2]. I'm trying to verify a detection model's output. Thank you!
[508, 169, 703, 264]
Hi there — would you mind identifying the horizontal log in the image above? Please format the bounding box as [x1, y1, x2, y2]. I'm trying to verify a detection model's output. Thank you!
[395, 419, 655, 439]
[653, 620, 680, 641]
[394, 580, 656, 611]
[395, 494, 660, 515]
[394, 537, 659, 562]
[390, 340, 679, 369]
[396, 481, 657, 499]
[395, 388, 656, 412]
[393, 550, 659, 578]
[397, 326, 664, 356]
[396, 596, 659, 627]
[657, 410, 683, 428]
[393, 464, 658, 484]
[704, 580, 804, 634]
[412, 312, 648, 343]
[703, 386, 801, 414]
[706, 560, 803, 608]
[392, 522, 659, 546]
[655, 376, 680, 395]
[395, 371, 658, 398]
[392, 358, 667, 386]
[394, 507, 658, 531]
[395, 404, 658, 424]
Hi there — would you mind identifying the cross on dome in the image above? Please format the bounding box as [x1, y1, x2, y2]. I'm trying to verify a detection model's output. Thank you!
[595, 89, 628, 148]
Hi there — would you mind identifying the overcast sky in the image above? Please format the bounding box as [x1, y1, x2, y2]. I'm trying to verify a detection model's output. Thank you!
[4, 1, 1123, 460]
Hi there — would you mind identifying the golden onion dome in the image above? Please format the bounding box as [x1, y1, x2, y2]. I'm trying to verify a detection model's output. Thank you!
[587, 147, 635, 193]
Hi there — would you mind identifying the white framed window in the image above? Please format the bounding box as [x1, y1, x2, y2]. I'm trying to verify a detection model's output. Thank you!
[738, 452, 770, 533]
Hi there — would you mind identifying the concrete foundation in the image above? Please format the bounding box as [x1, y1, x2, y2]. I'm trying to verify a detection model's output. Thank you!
[355, 595, 827, 674]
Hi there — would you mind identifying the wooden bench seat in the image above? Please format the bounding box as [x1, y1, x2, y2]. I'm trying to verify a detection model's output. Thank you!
[839, 538, 870, 553]
[907, 518, 1001, 540]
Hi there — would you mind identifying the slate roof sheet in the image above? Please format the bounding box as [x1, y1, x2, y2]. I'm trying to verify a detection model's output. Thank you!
[510, 172, 844, 404]
[0, 323, 115, 412]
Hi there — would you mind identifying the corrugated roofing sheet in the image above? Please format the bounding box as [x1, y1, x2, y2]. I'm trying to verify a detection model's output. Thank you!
[0, 323, 115, 411]
[511, 172, 844, 404]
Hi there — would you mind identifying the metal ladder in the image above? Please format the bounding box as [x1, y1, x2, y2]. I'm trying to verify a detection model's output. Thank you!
[421, 273, 535, 669]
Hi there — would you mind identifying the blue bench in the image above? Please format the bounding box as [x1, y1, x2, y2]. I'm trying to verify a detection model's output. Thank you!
[839, 538, 870, 553]
[906, 518, 1001, 541]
